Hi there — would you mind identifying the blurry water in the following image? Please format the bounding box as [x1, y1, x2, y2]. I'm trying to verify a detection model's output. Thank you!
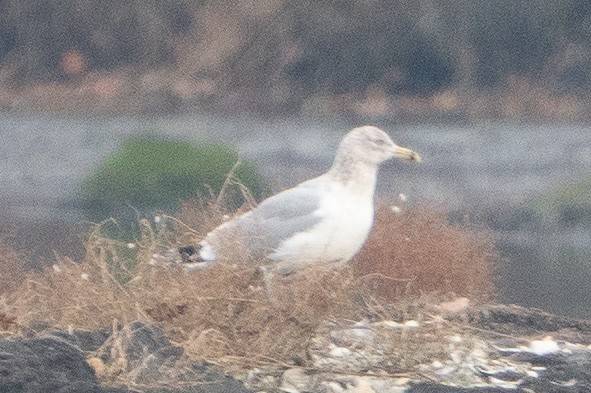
[1, 112, 590, 316]
[3, 114, 590, 218]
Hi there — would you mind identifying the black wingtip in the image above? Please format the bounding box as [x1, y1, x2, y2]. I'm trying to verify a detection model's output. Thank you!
[178, 244, 203, 262]
[179, 244, 196, 256]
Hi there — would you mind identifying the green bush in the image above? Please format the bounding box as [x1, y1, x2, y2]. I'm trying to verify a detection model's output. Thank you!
[80, 137, 266, 221]
[522, 174, 591, 228]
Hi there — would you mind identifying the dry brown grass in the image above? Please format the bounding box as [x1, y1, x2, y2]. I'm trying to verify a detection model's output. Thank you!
[0, 239, 27, 332]
[0, 238, 27, 297]
[5, 201, 498, 375]
[8, 215, 368, 369]
[354, 204, 497, 301]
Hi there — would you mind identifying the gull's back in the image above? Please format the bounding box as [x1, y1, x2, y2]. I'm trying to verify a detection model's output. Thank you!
[199, 176, 326, 262]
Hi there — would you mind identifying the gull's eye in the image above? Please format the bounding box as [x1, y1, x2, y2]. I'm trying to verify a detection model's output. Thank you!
[373, 138, 387, 146]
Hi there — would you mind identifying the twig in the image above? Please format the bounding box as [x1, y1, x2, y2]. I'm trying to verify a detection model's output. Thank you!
[160, 215, 200, 235]
[417, 371, 441, 383]
[355, 272, 415, 283]
[196, 296, 261, 303]
[216, 160, 242, 206]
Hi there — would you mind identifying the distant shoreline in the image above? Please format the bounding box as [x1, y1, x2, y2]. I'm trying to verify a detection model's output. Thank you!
[1, 71, 591, 124]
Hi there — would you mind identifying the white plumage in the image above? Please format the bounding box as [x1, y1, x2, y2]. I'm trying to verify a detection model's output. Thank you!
[178, 125, 421, 274]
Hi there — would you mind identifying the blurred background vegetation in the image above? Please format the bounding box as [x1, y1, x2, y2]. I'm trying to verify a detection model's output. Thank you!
[79, 137, 265, 222]
[0, 0, 590, 318]
[1, 0, 591, 120]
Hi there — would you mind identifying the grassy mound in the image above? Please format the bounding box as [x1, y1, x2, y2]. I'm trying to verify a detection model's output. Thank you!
[355, 205, 497, 301]
[0, 239, 27, 297]
[80, 137, 266, 221]
[2, 203, 498, 375]
[525, 174, 591, 228]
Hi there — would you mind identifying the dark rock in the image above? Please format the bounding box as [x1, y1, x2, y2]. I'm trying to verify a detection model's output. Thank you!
[0, 324, 252, 393]
[98, 321, 183, 384]
[141, 376, 251, 393]
[53, 329, 110, 352]
[465, 304, 591, 341]
[0, 335, 117, 393]
[96, 322, 252, 392]
[408, 305, 591, 393]
[519, 351, 591, 392]
[123, 321, 183, 370]
[407, 383, 523, 392]
[56, 381, 129, 393]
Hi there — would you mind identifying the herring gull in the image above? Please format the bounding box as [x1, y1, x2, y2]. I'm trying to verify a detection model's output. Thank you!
[176, 125, 421, 274]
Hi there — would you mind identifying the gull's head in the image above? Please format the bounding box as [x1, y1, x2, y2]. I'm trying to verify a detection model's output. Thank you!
[339, 125, 422, 166]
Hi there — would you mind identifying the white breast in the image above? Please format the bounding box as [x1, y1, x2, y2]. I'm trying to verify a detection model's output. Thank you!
[269, 181, 374, 274]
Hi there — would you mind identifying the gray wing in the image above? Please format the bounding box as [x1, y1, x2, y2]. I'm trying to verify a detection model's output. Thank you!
[212, 182, 325, 258]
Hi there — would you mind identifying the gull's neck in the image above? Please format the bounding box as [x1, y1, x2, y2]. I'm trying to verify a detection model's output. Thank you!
[326, 153, 379, 198]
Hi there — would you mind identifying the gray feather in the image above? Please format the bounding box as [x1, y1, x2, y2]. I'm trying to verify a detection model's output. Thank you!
[226, 182, 325, 257]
